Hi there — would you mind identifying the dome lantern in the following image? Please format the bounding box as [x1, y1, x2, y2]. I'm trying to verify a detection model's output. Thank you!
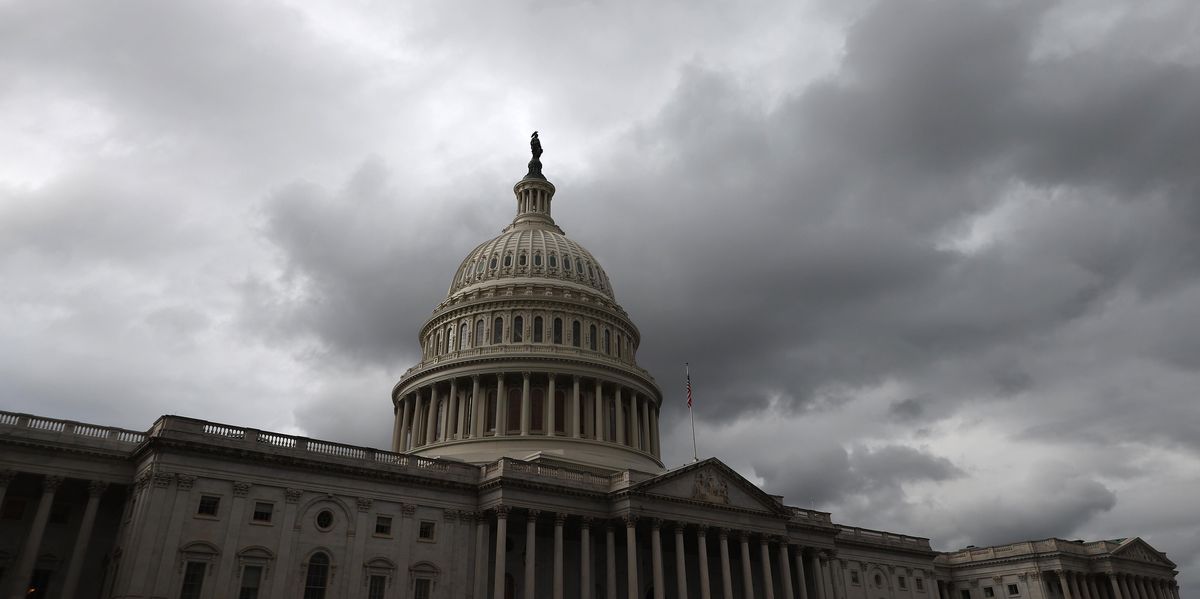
[510, 131, 558, 230]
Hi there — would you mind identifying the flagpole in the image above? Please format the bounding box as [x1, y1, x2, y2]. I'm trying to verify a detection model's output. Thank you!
[687, 362, 698, 462]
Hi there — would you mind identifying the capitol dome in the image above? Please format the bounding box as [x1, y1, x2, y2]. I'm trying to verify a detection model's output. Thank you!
[390, 135, 664, 473]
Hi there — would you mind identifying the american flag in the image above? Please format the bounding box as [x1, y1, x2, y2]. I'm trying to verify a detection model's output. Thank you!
[686, 368, 693, 408]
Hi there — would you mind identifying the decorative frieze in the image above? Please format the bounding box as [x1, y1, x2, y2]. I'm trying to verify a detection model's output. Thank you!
[233, 482, 251, 497]
[285, 488, 303, 503]
[356, 497, 373, 512]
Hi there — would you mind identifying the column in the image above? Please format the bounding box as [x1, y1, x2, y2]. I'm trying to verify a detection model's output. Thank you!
[424, 386, 438, 444]
[1107, 574, 1124, 599]
[605, 521, 617, 599]
[581, 517, 593, 599]
[625, 516, 640, 599]
[675, 523, 689, 599]
[554, 513, 565, 599]
[1136, 577, 1151, 599]
[696, 526, 712, 599]
[494, 507, 510, 599]
[448, 378, 459, 440]
[399, 395, 413, 450]
[1072, 572, 1087, 599]
[548, 376, 557, 436]
[458, 387, 468, 439]
[651, 407, 661, 456]
[471, 375, 483, 438]
[616, 387, 626, 445]
[1119, 574, 1134, 599]
[60, 481, 107, 599]
[1088, 575, 1103, 599]
[475, 512, 489, 599]
[1059, 571, 1075, 599]
[521, 372, 532, 436]
[760, 537, 776, 599]
[740, 533, 755, 599]
[525, 510, 539, 599]
[0, 470, 14, 507]
[497, 375, 507, 435]
[643, 400, 652, 456]
[630, 393, 641, 450]
[651, 519, 666, 599]
[392, 399, 404, 451]
[778, 541, 794, 599]
[595, 380, 605, 441]
[810, 552, 826, 599]
[718, 529, 734, 599]
[10, 475, 62, 599]
[572, 376, 582, 438]
[794, 547, 810, 599]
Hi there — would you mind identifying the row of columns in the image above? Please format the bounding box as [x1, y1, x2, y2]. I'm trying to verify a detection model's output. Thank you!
[484, 507, 836, 599]
[394, 373, 661, 457]
[0, 471, 109, 599]
[1053, 570, 1180, 599]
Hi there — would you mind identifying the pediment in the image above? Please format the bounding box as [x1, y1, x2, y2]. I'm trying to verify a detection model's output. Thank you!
[1113, 538, 1176, 568]
[628, 458, 787, 516]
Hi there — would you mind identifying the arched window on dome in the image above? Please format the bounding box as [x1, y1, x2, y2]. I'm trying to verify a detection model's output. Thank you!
[588, 264, 594, 279]
[476, 258, 485, 273]
[489, 256, 498, 270]
[534, 253, 542, 267]
[475, 319, 484, 347]
[563, 256, 572, 273]
[533, 316, 543, 343]
[493, 317, 503, 344]
[435, 331, 442, 356]
[589, 325, 597, 351]
[549, 253, 558, 269]
[518, 253, 527, 267]
[553, 318, 563, 344]
[577, 260, 584, 274]
[446, 325, 454, 353]
[604, 329, 611, 355]
[616, 333, 622, 358]
[503, 254, 512, 268]
[460, 323, 469, 349]
[531, 388, 545, 432]
[513, 316, 524, 343]
[554, 389, 566, 434]
[506, 388, 521, 434]
[303, 552, 330, 599]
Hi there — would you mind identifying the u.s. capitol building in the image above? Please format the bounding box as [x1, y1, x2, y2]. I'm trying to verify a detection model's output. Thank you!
[0, 138, 1181, 599]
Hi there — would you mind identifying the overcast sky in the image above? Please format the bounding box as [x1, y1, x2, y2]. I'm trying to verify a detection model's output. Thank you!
[2, 0, 1199, 590]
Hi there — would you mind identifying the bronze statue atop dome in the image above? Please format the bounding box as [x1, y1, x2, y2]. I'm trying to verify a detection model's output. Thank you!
[526, 131, 545, 179]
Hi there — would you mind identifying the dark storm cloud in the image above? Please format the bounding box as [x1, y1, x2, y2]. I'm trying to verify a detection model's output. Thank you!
[556, 0, 1200, 433]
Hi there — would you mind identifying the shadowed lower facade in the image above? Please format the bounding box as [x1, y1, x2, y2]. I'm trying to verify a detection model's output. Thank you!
[0, 141, 1182, 599]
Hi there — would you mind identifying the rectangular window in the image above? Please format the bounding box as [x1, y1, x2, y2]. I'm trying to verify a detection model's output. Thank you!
[367, 575, 387, 599]
[917, 578, 926, 591]
[418, 520, 436, 541]
[49, 502, 71, 524]
[238, 565, 262, 599]
[179, 562, 206, 599]
[898, 575, 907, 589]
[196, 495, 220, 516]
[1007, 584, 1020, 596]
[414, 579, 432, 599]
[251, 502, 273, 523]
[375, 515, 392, 536]
[1, 498, 26, 520]
[984, 587, 995, 598]
[850, 570, 861, 584]
[962, 590, 973, 599]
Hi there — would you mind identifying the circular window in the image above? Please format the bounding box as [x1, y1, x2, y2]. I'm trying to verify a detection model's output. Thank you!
[316, 509, 334, 530]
